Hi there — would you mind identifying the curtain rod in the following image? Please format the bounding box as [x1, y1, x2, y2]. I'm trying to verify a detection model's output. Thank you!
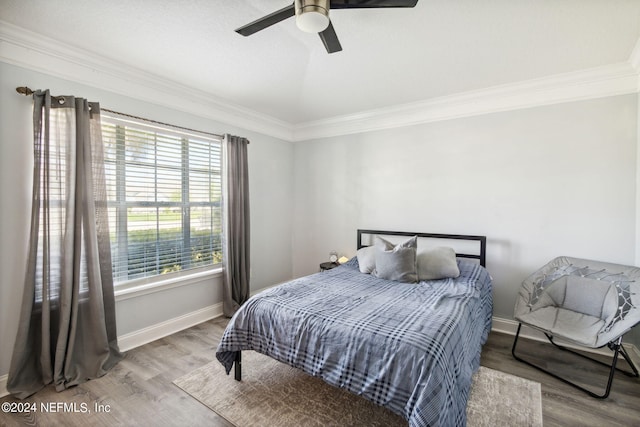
[15, 86, 227, 140]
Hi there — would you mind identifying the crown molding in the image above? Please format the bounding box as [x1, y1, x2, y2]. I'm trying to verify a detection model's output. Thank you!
[292, 61, 640, 141]
[0, 20, 293, 141]
[1, 20, 639, 143]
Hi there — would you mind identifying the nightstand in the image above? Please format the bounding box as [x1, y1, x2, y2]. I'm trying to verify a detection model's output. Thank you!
[319, 262, 340, 272]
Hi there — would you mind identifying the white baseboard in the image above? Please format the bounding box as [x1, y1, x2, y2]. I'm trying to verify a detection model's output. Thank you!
[117, 303, 223, 352]
[491, 316, 640, 365]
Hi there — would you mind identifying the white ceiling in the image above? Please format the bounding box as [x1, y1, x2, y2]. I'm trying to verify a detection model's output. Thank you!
[1, 0, 640, 125]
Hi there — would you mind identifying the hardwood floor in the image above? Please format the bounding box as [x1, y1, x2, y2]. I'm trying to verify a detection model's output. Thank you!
[0, 319, 233, 427]
[1, 318, 639, 426]
[481, 330, 640, 427]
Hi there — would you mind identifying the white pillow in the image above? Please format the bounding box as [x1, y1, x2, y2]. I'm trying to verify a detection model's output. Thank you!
[417, 247, 460, 281]
[356, 246, 376, 274]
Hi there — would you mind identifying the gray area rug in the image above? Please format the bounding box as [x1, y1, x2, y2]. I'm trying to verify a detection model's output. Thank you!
[174, 351, 542, 427]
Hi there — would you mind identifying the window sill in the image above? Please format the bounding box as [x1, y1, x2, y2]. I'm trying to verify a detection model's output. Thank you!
[114, 267, 223, 302]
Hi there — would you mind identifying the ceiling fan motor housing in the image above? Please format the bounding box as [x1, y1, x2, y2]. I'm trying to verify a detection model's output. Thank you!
[295, 0, 331, 33]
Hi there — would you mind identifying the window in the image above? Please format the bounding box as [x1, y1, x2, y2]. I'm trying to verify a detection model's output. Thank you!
[101, 113, 222, 286]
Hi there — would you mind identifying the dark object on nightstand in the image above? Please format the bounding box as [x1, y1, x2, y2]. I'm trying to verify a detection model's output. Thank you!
[320, 262, 340, 271]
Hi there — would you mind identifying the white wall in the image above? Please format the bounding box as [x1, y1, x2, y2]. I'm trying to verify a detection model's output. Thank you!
[292, 95, 639, 346]
[0, 62, 294, 378]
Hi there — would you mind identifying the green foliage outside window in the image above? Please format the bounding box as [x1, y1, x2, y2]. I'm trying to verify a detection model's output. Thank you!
[122, 228, 222, 279]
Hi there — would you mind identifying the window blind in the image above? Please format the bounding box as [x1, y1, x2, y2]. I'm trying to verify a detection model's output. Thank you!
[101, 113, 222, 285]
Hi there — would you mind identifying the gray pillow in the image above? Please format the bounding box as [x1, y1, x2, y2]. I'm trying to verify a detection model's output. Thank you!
[417, 247, 460, 281]
[374, 236, 418, 283]
[356, 246, 376, 274]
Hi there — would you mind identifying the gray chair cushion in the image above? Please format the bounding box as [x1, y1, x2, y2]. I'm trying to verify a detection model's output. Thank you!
[517, 307, 605, 347]
[532, 275, 617, 319]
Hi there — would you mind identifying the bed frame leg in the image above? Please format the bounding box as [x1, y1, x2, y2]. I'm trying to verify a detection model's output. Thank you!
[234, 351, 242, 381]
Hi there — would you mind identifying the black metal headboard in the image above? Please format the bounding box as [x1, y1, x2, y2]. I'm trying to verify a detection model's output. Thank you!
[357, 229, 487, 267]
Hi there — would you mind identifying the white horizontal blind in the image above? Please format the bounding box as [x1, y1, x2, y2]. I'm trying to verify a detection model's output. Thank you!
[101, 113, 222, 285]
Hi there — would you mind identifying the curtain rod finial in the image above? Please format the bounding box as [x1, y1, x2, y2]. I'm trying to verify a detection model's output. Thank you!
[16, 86, 34, 96]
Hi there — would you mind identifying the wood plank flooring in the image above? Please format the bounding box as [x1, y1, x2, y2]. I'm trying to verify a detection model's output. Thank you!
[482, 330, 640, 427]
[1, 318, 639, 426]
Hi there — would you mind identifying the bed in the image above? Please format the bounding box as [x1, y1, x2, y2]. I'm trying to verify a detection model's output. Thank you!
[216, 230, 492, 427]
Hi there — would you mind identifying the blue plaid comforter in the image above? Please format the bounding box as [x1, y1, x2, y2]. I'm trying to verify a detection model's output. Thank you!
[216, 259, 493, 427]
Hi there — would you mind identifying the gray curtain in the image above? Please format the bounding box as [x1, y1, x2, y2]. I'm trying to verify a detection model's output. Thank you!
[7, 90, 121, 399]
[221, 134, 251, 317]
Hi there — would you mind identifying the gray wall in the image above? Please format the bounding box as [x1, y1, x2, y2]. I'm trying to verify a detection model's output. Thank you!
[0, 62, 295, 377]
[292, 95, 640, 347]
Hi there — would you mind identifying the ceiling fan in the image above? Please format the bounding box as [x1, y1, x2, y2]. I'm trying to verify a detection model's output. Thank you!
[235, 0, 419, 54]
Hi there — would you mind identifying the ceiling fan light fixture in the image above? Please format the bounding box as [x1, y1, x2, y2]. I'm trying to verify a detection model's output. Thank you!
[236, 0, 419, 54]
[295, 0, 330, 33]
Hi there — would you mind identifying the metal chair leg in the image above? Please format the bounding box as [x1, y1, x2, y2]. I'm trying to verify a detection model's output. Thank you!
[511, 323, 637, 399]
[545, 334, 638, 378]
[618, 345, 640, 377]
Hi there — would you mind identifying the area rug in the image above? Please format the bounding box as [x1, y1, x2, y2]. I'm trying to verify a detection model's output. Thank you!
[174, 351, 542, 427]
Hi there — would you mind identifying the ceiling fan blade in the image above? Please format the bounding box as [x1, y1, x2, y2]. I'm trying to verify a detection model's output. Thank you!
[329, 0, 418, 8]
[235, 4, 295, 37]
[319, 21, 342, 54]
